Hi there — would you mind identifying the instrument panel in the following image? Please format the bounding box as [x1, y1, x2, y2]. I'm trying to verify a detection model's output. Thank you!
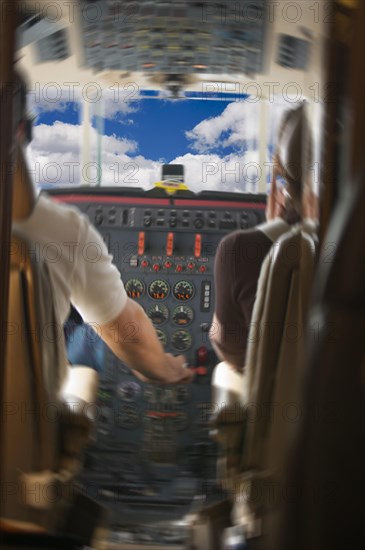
[50, 188, 266, 544]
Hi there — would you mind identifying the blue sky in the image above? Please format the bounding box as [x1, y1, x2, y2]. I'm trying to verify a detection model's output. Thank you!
[102, 99, 232, 161]
[28, 92, 267, 192]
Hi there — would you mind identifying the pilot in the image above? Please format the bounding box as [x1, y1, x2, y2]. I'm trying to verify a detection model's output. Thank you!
[209, 103, 316, 371]
[13, 71, 193, 387]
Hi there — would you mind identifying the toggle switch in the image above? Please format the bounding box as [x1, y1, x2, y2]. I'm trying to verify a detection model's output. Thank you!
[194, 234, 202, 258]
[166, 232, 174, 257]
[138, 231, 145, 255]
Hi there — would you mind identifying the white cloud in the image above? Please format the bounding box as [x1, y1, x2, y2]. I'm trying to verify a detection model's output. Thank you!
[186, 101, 260, 153]
[171, 150, 261, 193]
[27, 121, 143, 188]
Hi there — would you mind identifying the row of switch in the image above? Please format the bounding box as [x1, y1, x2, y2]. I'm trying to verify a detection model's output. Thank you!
[137, 231, 202, 258]
[130, 257, 207, 273]
[143, 209, 251, 230]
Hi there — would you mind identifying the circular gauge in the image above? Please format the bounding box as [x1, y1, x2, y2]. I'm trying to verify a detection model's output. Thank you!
[148, 279, 170, 300]
[148, 304, 169, 325]
[175, 386, 192, 404]
[125, 278, 144, 299]
[118, 405, 140, 428]
[117, 381, 141, 402]
[172, 305, 194, 326]
[174, 412, 189, 431]
[171, 330, 192, 351]
[155, 329, 168, 346]
[173, 280, 194, 301]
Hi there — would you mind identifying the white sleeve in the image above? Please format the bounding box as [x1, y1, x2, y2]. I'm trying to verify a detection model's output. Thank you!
[70, 215, 128, 325]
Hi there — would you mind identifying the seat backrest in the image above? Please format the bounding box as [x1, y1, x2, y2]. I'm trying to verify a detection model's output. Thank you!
[275, 174, 365, 550]
[2, 235, 65, 526]
[1, 144, 67, 528]
[233, 224, 317, 532]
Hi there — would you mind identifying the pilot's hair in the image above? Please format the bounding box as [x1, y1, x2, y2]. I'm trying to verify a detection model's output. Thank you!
[276, 102, 313, 204]
[14, 69, 28, 118]
[14, 69, 32, 143]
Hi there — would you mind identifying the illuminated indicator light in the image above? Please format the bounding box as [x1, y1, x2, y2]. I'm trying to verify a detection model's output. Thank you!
[138, 231, 145, 255]
[194, 366, 208, 376]
[141, 260, 149, 268]
[193, 64, 207, 69]
[197, 346, 209, 365]
[166, 232, 174, 257]
[153, 264, 160, 271]
[199, 265, 207, 273]
[194, 234, 202, 258]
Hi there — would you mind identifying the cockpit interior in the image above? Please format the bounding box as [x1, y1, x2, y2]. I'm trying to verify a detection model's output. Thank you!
[1, 1, 364, 550]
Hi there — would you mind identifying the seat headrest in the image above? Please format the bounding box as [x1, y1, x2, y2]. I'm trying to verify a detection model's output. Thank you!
[276, 103, 313, 185]
[12, 144, 36, 222]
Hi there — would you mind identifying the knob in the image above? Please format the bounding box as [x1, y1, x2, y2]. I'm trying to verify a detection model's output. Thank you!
[194, 218, 204, 229]
[143, 215, 152, 227]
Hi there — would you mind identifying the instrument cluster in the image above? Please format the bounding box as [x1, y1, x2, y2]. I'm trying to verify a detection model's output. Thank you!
[50, 188, 266, 534]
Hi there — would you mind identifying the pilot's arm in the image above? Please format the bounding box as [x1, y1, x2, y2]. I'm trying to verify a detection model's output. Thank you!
[209, 229, 271, 372]
[100, 299, 193, 384]
[70, 213, 192, 385]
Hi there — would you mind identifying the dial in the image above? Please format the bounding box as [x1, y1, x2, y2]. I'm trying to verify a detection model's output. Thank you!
[117, 381, 141, 402]
[173, 280, 194, 301]
[172, 305, 194, 326]
[156, 329, 168, 346]
[148, 304, 169, 325]
[171, 330, 192, 351]
[118, 405, 140, 428]
[148, 279, 170, 300]
[125, 278, 144, 299]
[175, 386, 192, 404]
[174, 412, 189, 431]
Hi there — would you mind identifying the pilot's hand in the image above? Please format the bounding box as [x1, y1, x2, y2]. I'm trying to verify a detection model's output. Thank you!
[131, 354, 194, 385]
[164, 353, 194, 385]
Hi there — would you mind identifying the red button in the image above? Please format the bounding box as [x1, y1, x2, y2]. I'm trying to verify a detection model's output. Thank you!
[141, 260, 149, 268]
[195, 366, 208, 376]
[197, 345, 209, 365]
[164, 261, 172, 268]
[187, 262, 195, 269]
[153, 263, 160, 271]
[176, 264, 183, 272]
[198, 265, 207, 273]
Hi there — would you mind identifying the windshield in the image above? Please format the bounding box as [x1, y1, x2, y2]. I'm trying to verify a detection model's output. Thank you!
[26, 90, 308, 194]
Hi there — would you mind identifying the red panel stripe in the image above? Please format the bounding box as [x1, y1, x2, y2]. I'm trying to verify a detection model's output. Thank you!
[51, 195, 170, 206]
[51, 194, 266, 209]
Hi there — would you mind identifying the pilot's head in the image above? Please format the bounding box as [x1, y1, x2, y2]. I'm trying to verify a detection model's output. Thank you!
[272, 103, 313, 221]
[14, 69, 33, 145]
